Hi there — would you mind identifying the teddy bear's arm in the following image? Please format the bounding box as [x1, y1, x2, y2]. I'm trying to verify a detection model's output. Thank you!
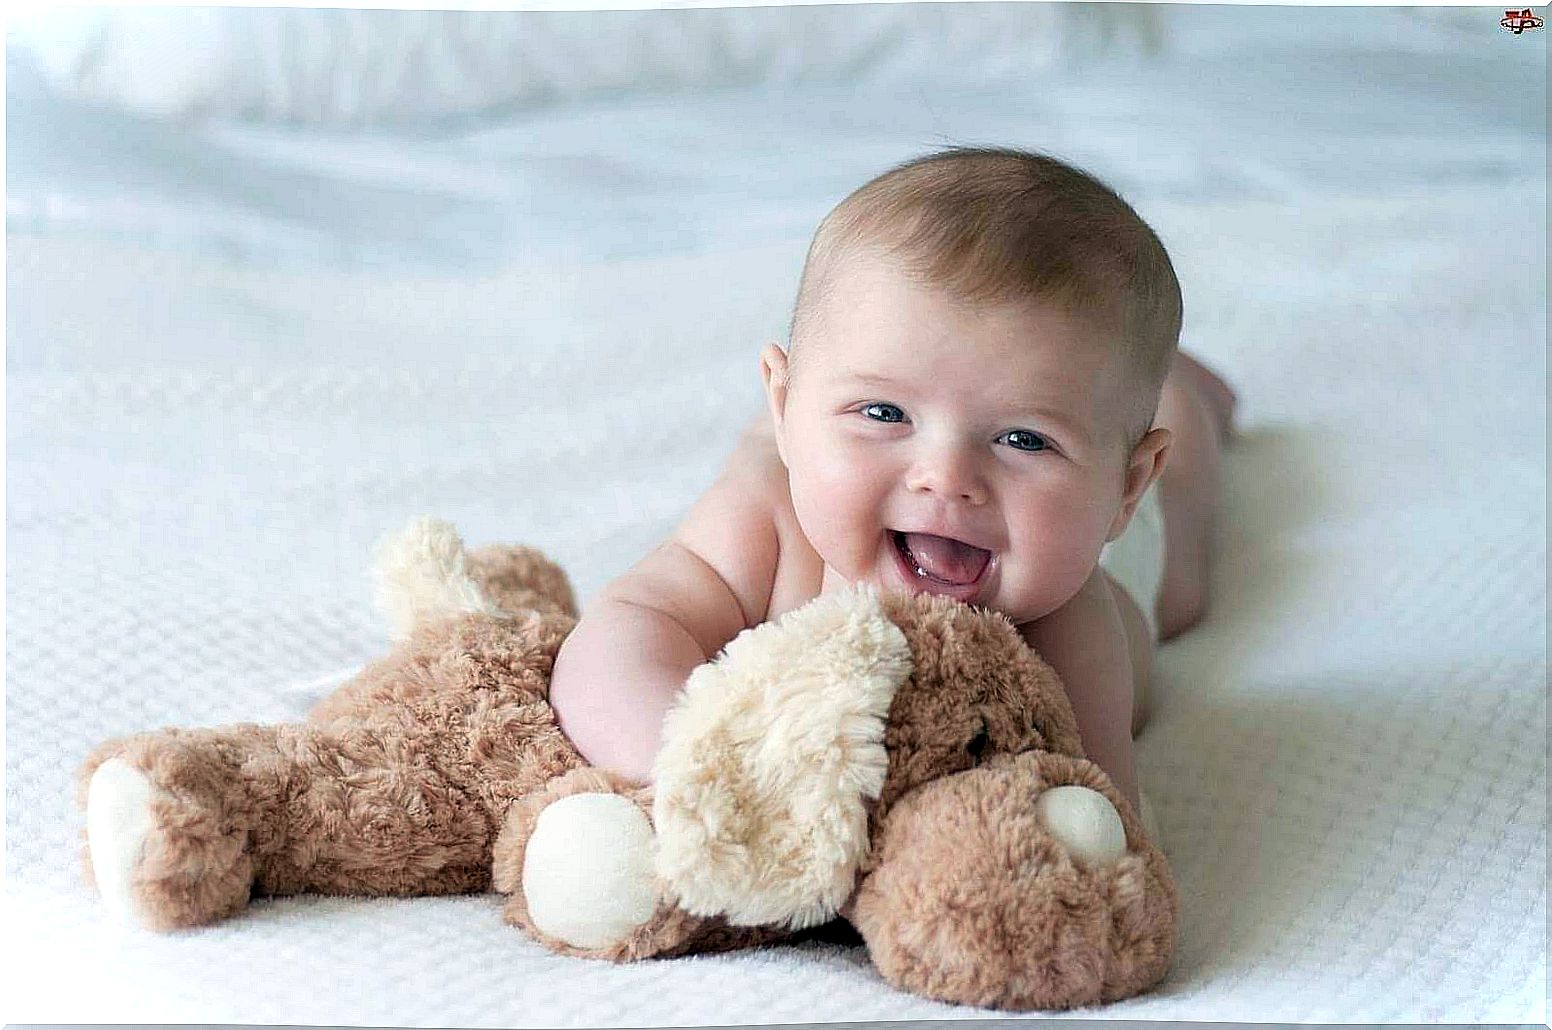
[492, 767, 794, 961]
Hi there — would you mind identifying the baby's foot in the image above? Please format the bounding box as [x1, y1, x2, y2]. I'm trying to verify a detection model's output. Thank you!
[1174, 351, 1238, 441]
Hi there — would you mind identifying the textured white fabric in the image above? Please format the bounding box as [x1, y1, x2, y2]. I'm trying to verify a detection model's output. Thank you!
[8, 188, 1543, 1023]
[5, 5, 1545, 1025]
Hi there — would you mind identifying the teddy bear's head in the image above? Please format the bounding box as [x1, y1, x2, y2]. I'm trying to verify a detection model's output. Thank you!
[651, 585, 1175, 1010]
[864, 589, 1085, 822]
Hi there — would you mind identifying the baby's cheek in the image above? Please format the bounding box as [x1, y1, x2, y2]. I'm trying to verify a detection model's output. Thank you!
[1048, 542, 1105, 601]
[789, 458, 882, 563]
[1017, 511, 1110, 607]
[790, 463, 859, 535]
[791, 441, 859, 502]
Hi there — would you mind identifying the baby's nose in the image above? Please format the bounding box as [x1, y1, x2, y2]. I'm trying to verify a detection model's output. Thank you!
[907, 449, 988, 505]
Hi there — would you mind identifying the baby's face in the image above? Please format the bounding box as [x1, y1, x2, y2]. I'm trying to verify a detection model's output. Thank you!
[764, 251, 1149, 625]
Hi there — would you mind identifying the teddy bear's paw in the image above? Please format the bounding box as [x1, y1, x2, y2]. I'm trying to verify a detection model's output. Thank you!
[80, 741, 257, 932]
[86, 758, 163, 924]
[1033, 785, 1128, 869]
[522, 793, 658, 950]
[848, 753, 1176, 1009]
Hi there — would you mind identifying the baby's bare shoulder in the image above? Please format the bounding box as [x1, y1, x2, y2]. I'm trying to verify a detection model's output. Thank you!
[714, 420, 826, 621]
[1018, 569, 1152, 733]
[1017, 571, 1147, 811]
[605, 428, 786, 654]
[674, 461, 783, 624]
[1017, 571, 1142, 705]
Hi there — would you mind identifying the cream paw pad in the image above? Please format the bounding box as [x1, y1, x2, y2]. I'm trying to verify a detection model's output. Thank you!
[521, 792, 658, 949]
[85, 758, 164, 924]
[1034, 784, 1128, 868]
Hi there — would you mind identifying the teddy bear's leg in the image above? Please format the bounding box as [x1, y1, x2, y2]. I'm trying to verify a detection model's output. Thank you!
[81, 728, 266, 930]
[847, 751, 1176, 1010]
[80, 721, 491, 930]
[464, 543, 578, 621]
[491, 768, 790, 961]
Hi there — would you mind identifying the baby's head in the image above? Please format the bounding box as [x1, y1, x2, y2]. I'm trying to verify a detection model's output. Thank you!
[761, 146, 1181, 624]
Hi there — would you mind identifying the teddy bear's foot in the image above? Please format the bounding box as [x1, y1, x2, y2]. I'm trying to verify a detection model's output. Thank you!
[1033, 785, 1128, 868]
[493, 767, 787, 961]
[521, 792, 658, 950]
[79, 740, 256, 931]
[86, 758, 163, 924]
[849, 752, 1176, 1010]
[495, 769, 676, 960]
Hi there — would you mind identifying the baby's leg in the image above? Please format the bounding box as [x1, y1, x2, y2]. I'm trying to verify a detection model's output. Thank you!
[1153, 351, 1236, 641]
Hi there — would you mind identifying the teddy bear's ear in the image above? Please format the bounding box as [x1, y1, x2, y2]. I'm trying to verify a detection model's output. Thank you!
[651, 585, 912, 930]
[373, 517, 502, 640]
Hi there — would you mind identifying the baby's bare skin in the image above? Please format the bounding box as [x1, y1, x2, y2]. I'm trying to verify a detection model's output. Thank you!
[549, 347, 1233, 814]
[726, 411, 1156, 810]
[551, 241, 1236, 820]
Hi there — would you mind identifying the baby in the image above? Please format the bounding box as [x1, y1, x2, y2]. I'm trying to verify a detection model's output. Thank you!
[549, 146, 1234, 815]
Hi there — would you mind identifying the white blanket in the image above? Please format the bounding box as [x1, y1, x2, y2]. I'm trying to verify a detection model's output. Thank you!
[5, 6, 1545, 1024]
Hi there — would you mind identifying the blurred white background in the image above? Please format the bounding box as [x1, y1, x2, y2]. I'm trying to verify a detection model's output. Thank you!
[9, 4, 1536, 271]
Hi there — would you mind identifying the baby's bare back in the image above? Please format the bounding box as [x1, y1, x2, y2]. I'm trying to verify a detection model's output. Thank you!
[547, 416, 822, 782]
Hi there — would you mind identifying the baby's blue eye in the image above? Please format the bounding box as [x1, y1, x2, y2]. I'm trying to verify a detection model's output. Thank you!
[861, 403, 906, 423]
[1001, 429, 1050, 453]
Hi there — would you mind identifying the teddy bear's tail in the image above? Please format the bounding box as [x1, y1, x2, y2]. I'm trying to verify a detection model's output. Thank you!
[373, 517, 505, 640]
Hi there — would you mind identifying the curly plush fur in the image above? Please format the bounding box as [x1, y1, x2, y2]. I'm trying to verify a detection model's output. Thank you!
[78, 534, 582, 928]
[78, 518, 1176, 1009]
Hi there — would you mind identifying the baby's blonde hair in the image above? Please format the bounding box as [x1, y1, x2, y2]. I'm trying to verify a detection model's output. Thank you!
[787, 145, 1183, 446]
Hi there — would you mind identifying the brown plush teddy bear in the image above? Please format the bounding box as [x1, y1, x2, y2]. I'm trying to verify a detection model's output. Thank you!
[79, 518, 1177, 1010]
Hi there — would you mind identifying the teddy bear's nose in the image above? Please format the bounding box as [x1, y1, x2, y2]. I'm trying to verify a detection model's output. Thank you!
[1033, 786, 1127, 867]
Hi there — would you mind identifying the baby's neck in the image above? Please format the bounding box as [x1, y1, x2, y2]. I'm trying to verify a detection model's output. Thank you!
[817, 564, 851, 600]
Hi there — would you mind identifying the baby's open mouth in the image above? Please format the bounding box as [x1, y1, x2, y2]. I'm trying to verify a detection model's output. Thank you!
[892, 531, 992, 587]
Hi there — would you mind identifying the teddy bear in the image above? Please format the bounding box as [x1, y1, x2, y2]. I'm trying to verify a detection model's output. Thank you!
[78, 518, 1177, 1010]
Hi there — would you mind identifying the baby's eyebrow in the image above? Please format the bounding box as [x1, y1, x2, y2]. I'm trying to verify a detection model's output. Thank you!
[838, 369, 899, 387]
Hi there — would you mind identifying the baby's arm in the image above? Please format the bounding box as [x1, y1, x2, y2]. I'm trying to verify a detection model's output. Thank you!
[1020, 570, 1142, 813]
[549, 468, 780, 783]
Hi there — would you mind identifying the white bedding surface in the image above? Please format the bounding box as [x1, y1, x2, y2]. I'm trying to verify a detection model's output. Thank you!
[5, 5, 1546, 1024]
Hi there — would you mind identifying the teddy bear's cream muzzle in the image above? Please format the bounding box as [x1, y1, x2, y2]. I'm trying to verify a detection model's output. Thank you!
[649, 584, 1132, 934]
[651, 584, 911, 929]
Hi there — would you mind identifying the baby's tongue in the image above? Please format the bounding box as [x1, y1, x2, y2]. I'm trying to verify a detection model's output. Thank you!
[901, 533, 991, 585]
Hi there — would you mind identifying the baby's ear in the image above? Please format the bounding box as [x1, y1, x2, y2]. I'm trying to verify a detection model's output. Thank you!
[759, 342, 792, 465]
[759, 342, 787, 395]
[651, 585, 912, 929]
[1109, 428, 1171, 541]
